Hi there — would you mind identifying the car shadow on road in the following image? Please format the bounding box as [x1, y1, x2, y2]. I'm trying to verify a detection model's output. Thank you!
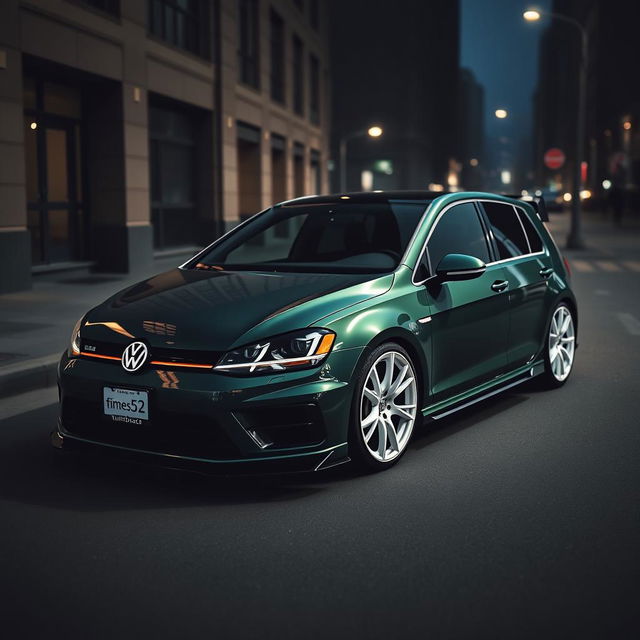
[0, 407, 334, 512]
[0, 386, 537, 512]
[410, 387, 533, 451]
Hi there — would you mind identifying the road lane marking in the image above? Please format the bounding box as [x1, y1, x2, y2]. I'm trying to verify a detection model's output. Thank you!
[617, 313, 640, 336]
[0, 386, 58, 421]
[623, 260, 640, 272]
[596, 261, 621, 272]
[572, 260, 595, 272]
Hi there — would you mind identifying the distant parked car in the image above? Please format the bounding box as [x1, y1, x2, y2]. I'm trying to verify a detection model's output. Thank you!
[54, 191, 577, 473]
[525, 188, 563, 211]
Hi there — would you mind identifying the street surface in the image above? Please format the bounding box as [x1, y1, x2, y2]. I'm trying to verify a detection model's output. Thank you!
[0, 212, 638, 638]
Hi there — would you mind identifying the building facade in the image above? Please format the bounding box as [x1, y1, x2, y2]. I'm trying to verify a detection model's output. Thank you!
[0, 0, 330, 293]
[457, 67, 485, 191]
[329, 0, 460, 194]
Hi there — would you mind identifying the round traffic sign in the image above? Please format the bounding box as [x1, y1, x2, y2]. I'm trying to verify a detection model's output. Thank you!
[544, 148, 565, 170]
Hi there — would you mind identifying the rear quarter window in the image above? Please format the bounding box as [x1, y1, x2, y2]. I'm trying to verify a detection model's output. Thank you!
[518, 211, 544, 253]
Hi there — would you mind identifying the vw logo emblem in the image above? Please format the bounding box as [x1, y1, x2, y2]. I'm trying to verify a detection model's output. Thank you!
[121, 341, 149, 373]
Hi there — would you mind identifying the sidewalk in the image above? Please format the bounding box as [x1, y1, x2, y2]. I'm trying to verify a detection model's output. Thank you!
[0, 209, 638, 399]
[546, 207, 640, 262]
[0, 255, 185, 398]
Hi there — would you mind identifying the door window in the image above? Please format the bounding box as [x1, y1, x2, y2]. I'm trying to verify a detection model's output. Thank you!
[482, 201, 529, 260]
[426, 202, 490, 272]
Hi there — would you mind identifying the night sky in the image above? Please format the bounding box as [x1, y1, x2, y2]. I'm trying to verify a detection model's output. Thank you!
[461, 0, 552, 144]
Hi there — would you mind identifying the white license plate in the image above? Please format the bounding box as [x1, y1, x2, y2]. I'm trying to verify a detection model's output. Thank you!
[103, 387, 149, 424]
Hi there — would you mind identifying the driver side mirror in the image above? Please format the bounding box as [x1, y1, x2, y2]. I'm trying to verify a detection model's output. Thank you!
[435, 253, 486, 282]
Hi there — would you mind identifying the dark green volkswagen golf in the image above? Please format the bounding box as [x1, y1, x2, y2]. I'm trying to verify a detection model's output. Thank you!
[54, 191, 577, 473]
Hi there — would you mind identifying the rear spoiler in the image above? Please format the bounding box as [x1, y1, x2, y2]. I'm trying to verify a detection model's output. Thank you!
[502, 194, 549, 222]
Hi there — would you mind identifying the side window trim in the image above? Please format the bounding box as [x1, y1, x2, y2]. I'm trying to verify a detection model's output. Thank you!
[475, 201, 499, 263]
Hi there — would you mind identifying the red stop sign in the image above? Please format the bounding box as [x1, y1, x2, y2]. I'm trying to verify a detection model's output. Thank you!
[544, 148, 566, 170]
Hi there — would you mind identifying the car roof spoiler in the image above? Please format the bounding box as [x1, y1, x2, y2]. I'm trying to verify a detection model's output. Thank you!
[502, 194, 549, 222]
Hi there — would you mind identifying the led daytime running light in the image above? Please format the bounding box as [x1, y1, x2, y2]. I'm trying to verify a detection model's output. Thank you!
[214, 330, 335, 374]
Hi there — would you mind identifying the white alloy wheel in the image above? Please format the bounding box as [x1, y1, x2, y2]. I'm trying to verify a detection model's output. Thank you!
[549, 305, 575, 382]
[359, 350, 418, 463]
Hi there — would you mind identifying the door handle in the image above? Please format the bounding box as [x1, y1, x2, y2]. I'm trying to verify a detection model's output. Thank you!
[539, 267, 554, 279]
[491, 280, 509, 293]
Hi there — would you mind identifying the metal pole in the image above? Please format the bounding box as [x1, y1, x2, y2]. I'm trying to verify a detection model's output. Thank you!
[567, 29, 587, 249]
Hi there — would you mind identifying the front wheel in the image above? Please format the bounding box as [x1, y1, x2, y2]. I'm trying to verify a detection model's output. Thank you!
[349, 343, 419, 471]
[539, 302, 576, 388]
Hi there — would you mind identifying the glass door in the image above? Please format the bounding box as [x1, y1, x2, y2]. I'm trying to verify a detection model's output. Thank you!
[24, 79, 83, 265]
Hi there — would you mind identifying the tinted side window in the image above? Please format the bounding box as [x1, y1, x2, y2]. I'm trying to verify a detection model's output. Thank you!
[518, 211, 544, 253]
[427, 203, 490, 271]
[482, 202, 529, 260]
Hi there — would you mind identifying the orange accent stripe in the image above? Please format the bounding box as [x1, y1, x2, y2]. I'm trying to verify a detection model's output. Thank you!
[80, 352, 120, 362]
[150, 360, 213, 369]
[81, 352, 213, 369]
[315, 333, 336, 355]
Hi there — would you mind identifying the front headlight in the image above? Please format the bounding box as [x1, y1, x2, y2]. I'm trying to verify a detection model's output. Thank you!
[69, 316, 83, 356]
[214, 328, 336, 375]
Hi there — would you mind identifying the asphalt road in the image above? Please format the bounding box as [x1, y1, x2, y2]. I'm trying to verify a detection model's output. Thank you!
[1, 253, 639, 639]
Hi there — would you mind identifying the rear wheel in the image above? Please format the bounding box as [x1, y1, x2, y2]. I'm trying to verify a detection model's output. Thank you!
[539, 302, 576, 388]
[349, 343, 419, 471]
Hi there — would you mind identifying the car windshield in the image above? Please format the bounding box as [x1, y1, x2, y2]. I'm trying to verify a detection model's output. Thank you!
[193, 200, 430, 274]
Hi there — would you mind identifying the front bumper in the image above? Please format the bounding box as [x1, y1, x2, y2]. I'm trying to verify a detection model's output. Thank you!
[55, 346, 364, 473]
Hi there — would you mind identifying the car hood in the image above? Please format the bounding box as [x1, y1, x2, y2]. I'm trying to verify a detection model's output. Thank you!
[83, 268, 393, 351]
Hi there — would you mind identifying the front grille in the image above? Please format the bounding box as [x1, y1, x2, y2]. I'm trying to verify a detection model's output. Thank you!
[62, 396, 240, 460]
[79, 339, 221, 369]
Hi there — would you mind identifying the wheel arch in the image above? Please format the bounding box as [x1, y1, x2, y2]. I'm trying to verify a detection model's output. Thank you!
[557, 294, 578, 338]
[353, 327, 429, 409]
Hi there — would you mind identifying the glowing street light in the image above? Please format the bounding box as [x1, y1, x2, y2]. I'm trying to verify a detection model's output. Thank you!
[495, 109, 508, 119]
[339, 125, 384, 192]
[524, 6, 588, 248]
[523, 9, 541, 21]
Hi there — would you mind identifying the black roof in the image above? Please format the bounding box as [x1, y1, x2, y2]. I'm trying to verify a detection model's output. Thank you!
[279, 190, 549, 221]
[280, 191, 449, 206]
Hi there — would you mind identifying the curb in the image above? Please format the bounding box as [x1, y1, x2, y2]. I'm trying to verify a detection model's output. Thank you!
[0, 353, 60, 400]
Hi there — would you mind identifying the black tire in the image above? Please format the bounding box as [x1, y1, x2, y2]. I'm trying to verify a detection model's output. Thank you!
[537, 302, 576, 389]
[348, 342, 420, 472]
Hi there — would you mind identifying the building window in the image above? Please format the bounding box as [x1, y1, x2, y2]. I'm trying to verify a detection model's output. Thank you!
[150, 103, 197, 249]
[309, 53, 320, 124]
[293, 142, 305, 197]
[238, 0, 260, 88]
[292, 35, 304, 116]
[270, 9, 285, 104]
[310, 149, 322, 194]
[82, 0, 120, 15]
[237, 122, 263, 221]
[271, 134, 287, 209]
[148, 0, 210, 58]
[310, 0, 319, 29]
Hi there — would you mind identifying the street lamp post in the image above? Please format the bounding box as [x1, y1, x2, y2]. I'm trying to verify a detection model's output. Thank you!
[524, 8, 587, 248]
[339, 126, 383, 192]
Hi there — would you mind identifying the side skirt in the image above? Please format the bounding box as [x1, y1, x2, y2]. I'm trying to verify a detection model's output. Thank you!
[422, 361, 545, 422]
